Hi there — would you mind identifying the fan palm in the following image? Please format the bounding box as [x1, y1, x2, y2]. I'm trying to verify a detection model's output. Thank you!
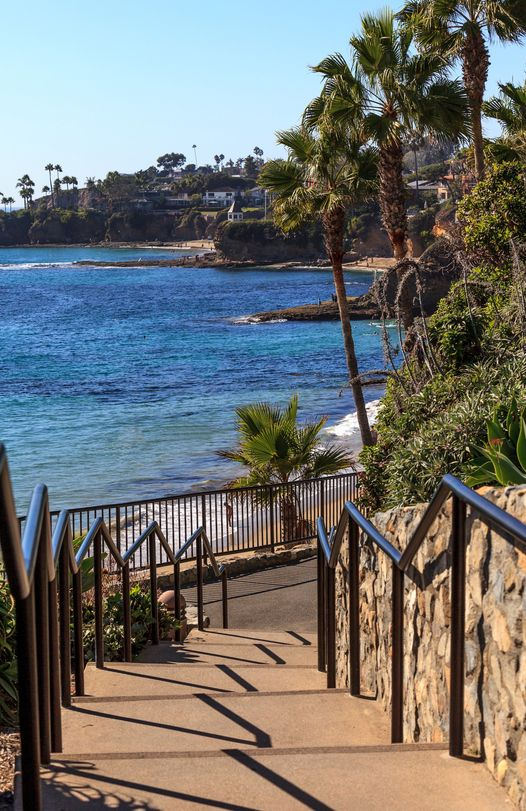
[218, 395, 352, 541]
[260, 124, 377, 446]
[311, 9, 469, 260]
[45, 163, 55, 207]
[399, 0, 526, 180]
[483, 79, 526, 162]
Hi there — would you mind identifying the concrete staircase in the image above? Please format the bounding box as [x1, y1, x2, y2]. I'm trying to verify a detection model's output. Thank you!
[33, 627, 509, 810]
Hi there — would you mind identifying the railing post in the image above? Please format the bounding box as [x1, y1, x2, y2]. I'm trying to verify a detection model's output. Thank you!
[149, 531, 159, 645]
[391, 564, 404, 744]
[317, 543, 326, 673]
[47, 573, 63, 753]
[72, 569, 84, 694]
[58, 543, 71, 708]
[349, 517, 360, 697]
[16, 590, 42, 810]
[174, 561, 182, 643]
[269, 486, 275, 552]
[196, 533, 204, 631]
[201, 495, 208, 566]
[122, 563, 132, 661]
[34, 540, 51, 764]
[221, 569, 229, 628]
[326, 563, 336, 688]
[93, 529, 104, 669]
[450, 495, 467, 757]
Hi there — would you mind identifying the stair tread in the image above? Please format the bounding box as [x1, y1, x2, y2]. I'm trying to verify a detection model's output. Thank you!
[82, 663, 327, 698]
[185, 628, 317, 646]
[34, 747, 509, 810]
[137, 641, 317, 666]
[60, 691, 389, 755]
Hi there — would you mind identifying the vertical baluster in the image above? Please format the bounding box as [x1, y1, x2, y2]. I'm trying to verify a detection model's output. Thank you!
[221, 569, 228, 629]
[34, 537, 51, 763]
[16, 589, 42, 810]
[326, 562, 336, 688]
[201, 495, 207, 568]
[122, 563, 132, 661]
[349, 517, 361, 697]
[58, 538, 71, 708]
[450, 495, 467, 757]
[149, 531, 159, 645]
[174, 561, 182, 642]
[72, 568, 84, 695]
[317, 543, 326, 673]
[391, 564, 404, 743]
[94, 529, 104, 669]
[269, 487, 275, 552]
[196, 533, 204, 631]
[47, 571, 62, 753]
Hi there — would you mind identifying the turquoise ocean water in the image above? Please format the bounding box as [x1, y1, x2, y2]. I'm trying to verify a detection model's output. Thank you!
[0, 246, 386, 511]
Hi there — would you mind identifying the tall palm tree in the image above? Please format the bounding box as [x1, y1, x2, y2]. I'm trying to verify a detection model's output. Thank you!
[483, 78, 526, 162]
[1, 196, 7, 213]
[5, 197, 14, 213]
[399, 0, 526, 181]
[54, 164, 62, 186]
[218, 395, 352, 540]
[260, 125, 378, 446]
[311, 9, 469, 260]
[45, 163, 55, 206]
[42, 185, 50, 196]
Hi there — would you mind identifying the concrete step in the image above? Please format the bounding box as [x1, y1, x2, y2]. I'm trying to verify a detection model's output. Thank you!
[37, 746, 510, 810]
[185, 628, 317, 646]
[82, 662, 327, 699]
[60, 691, 389, 756]
[137, 640, 317, 666]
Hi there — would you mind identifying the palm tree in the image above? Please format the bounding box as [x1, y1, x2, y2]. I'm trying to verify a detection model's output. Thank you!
[42, 185, 50, 196]
[45, 163, 55, 206]
[483, 78, 526, 162]
[1, 196, 7, 213]
[399, 1, 526, 181]
[218, 395, 352, 540]
[192, 144, 197, 165]
[312, 9, 469, 260]
[5, 197, 14, 213]
[260, 125, 378, 446]
[19, 188, 31, 209]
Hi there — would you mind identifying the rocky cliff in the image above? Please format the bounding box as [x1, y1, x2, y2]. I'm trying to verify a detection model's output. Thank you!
[215, 219, 325, 263]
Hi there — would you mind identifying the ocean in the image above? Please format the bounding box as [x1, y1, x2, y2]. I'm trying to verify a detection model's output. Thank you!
[0, 246, 386, 512]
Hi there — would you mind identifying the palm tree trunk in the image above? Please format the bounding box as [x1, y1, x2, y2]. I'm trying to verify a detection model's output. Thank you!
[379, 142, 407, 260]
[462, 31, 489, 182]
[323, 206, 373, 447]
[48, 169, 54, 208]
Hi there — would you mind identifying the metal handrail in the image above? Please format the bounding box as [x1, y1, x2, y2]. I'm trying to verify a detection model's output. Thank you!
[316, 473, 526, 760]
[0, 443, 230, 811]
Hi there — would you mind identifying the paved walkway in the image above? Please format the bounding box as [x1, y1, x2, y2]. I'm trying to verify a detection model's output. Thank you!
[182, 557, 318, 631]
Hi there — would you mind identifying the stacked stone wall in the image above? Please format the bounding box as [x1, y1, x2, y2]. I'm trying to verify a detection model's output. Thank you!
[335, 485, 526, 809]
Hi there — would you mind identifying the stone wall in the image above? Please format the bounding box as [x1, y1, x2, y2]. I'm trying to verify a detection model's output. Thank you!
[335, 485, 526, 809]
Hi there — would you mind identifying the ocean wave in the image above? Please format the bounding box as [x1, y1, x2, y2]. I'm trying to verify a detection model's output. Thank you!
[0, 261, 74, 270]
[325, 399, 381, 439]
[230, 316, 287, 325]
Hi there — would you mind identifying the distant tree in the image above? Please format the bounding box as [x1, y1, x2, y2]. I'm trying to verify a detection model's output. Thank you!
[183, 163, 196, 173]
[62, 176, 71, 193]
[71, 176, 78, 189]
[54, 164, 62, 183]
[192, 144, 198, 164]
[42, 185, 50, 195]
[156, 152, 186, 173]
[484, 79, 526, 163]
[253, 146, 264, 166]
[45, 163, 55, 207]
[85, 177, 96, 190]
[1, 196, 7, 213]
[5, 196, 14, 212]
[243, 155, 258, 177]
[214, 154, 221, 171]
[16, 175, 35, 208]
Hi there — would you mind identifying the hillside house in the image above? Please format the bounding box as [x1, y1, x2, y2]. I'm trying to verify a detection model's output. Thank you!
[227, 199, 244, 222]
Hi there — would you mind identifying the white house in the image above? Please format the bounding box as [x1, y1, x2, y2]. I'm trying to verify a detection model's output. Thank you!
[202, 188, 238, 207]
[227, 199, 244, 222]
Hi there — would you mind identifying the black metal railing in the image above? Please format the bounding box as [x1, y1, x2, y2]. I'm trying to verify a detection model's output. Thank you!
[317, 473, 526, 757]
[18, 473, 358, 569]
[0, 444, 229, 811]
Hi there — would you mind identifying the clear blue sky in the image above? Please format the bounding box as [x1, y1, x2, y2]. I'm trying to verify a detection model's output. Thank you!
[1, 0, 524, 203]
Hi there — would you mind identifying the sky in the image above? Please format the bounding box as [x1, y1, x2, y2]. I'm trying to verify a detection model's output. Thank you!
[1, 0, 525, 204]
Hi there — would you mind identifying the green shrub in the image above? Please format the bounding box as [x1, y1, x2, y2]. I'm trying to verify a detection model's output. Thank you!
[466, 399, 526, 487]
[82, 583, 177, 662]
[0, 581, 17, 725]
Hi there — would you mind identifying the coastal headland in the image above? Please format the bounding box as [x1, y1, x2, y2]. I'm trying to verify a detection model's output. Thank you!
[245, 296, 380, 322]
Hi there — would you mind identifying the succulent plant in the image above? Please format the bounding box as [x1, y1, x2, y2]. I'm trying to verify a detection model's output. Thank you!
[466, 398, 526, 487]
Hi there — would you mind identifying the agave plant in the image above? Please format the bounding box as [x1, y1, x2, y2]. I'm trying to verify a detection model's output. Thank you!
[466, 399, 526, 487]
